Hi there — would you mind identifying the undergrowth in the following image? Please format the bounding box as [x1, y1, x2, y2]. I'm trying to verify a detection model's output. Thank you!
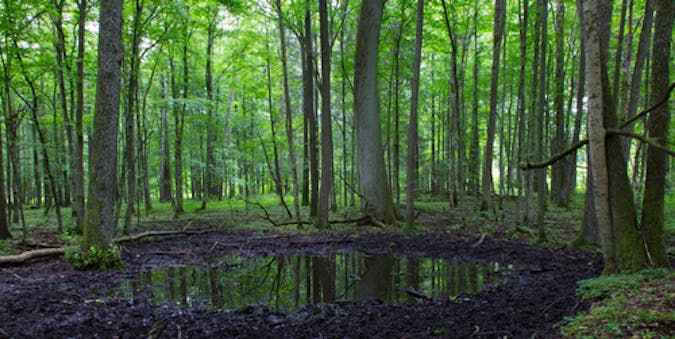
[560, 269, 674, 338]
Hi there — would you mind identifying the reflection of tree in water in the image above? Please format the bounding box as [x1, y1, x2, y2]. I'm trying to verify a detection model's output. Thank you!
[362, 253, 395, 300]
[119, 253, 509, 311]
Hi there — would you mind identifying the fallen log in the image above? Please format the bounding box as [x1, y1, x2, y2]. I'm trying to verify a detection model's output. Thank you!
[0, 247, 66, 265]
[0, 222, 208, 266]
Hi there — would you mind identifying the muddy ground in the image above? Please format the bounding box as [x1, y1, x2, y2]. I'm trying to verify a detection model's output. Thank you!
[1, 221, 602, 338]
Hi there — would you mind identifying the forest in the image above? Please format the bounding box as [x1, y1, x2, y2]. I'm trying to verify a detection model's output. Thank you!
[0, 0, 673, 337]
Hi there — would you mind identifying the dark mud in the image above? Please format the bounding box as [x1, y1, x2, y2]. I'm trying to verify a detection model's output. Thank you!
[1, 230, 601, 338]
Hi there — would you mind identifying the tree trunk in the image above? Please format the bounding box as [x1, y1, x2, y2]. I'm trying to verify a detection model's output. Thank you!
[264, 35, 291, 218]
[316, 0, 334, 229]
[535, 0, 548, 238]
[469, 0, 481, 196]
[621, 0, 654, 158]
[583, 0, 645, 274]
[481, 0, 506, 212]
[83, 0, 123, 251]
[159, 74, 172, 203]
[124, 0, 143, 231]
[517, 0, 528, 223]
[201, 8, 218, 211]
[551, 0, 569, 207]
[72, 0, 87, 233]
[275, 0, 301, 225]
[405, 0, 424, 229]
[640, 0, 673, 268]
[301, 3, 319, 217]
[353, 0, 395, 224]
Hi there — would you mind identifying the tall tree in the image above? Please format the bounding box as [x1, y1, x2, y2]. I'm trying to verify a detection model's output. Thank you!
[481, 0, 506, 211]
[405, 0, 424, 229]
[159, 72, 173, 202]
[316, 0, 334, 229]
[72, 0, 87, 233]
[200, 5, 218, 210]
[551, 0, 570, 207]
[353, 0, 395, 224]
[275, 0, 301, 224]
[583, 0, 645, 273]
[640, 0, 673, 268]
[82, 0, 123, 252]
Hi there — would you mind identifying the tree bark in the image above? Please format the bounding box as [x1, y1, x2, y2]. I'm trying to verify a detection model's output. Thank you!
[353, 0, 395, 224]
[124, 0, 144, 231]
[481, 0, 506, 212]
[583, 0, 645, 274]
[159, 73, 172, 202]
[405, 0, 424, 229]
[317, 0, 334, 229]
[275, 0, 301, 225]
[535, 0, 548, 238]
[83, 0, 123, 251]
[72, 0, 87, 233]
[201, 7, 218, 210]
[551, 0, 569, 207]
[640, 0, 673, 268]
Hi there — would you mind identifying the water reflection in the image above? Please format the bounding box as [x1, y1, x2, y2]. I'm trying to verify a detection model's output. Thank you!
[117, 252, 511, 311]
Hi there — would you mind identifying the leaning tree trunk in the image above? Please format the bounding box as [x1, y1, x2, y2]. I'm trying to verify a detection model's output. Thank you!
[353, 0, 396, 224]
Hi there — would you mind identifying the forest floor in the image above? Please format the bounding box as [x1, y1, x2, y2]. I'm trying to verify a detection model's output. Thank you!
[0, 202, 606, 338]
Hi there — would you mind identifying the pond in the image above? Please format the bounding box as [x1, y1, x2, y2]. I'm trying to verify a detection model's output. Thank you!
[117, 252, 513, 311]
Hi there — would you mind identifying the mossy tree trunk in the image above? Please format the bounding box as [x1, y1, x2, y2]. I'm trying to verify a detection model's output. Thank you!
[582, 0, 646, 274]
[640, 0, 673, 268]
[83, 0, 123, 251]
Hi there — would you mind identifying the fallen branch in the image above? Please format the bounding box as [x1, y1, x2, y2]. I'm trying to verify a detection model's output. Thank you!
[403, 287, 433, 301]
[472, 234, 487, 248]
[0, 222, 207, 265]
[0, 247, 66, 265]
[241, 197, 382, 228]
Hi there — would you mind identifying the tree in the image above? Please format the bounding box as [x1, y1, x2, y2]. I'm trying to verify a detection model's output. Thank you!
[316, 0, 334, 229]
[275, 0, 301, 225]
[405, 0, 424, 230]
[481, 0, 506, 212]
[353, 0, 395, 224]
[583, 0, 645, 273]
[82, 0, 123, 252]
[640, 0, 673, 268]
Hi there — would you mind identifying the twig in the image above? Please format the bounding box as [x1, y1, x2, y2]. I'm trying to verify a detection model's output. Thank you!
[150, 250, 194, 256]
[472, 234, 487, 248]
[471, 325, 480, 336]
[543, 296, 570, 314]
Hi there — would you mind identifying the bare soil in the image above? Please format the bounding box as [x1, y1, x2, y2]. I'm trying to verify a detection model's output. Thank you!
[1, 220, 601, 338]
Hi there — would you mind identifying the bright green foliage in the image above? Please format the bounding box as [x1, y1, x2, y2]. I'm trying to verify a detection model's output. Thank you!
[561, 269, 674, 337]
[65, 244, 124, 271]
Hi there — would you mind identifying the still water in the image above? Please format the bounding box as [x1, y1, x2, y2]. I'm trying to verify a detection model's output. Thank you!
[117, 252, 512, 311]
